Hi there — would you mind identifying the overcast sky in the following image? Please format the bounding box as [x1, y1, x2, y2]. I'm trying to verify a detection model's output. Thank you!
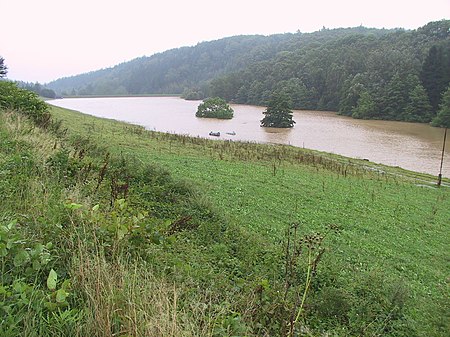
[2, 0, 449, 83]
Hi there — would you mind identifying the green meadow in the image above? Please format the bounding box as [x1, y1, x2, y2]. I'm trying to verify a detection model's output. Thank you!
[0, 99, 448, 336]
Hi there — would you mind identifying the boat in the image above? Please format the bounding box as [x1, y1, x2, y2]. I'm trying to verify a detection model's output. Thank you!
[209, 131, 220, 137]
[226, 131, 236, 135]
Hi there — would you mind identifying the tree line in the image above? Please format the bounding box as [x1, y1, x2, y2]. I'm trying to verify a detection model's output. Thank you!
[47, 21, 450, 123]
[208, 21, 450, 123]
[47, 27, 393, 96]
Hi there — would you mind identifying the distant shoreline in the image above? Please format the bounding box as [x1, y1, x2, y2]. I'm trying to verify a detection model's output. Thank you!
[56, 94, 181, 99]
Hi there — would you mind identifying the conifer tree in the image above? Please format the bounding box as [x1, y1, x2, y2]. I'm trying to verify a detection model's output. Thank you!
[0, 57, 7, 78]
[261, 92, 296, 128]
[404, 84, 433, 122]
[421, 45, 447, 112]
[432, 86, 450, 128]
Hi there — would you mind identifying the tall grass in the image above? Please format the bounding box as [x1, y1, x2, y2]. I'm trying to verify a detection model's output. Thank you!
[0, 109, 219, 336]
[73, 252, 213, 337]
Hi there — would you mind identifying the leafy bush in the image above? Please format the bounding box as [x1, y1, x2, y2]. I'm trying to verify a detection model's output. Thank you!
[313, 286, 351, 323]
[0, 220, 74, 336]
[0, 81, 51, 128]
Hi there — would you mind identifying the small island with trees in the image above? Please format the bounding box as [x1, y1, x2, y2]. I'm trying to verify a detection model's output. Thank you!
[196, 97, 234, 119]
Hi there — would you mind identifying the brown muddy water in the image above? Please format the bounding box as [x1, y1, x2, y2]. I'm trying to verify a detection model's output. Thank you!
[49, 96, 449, 177]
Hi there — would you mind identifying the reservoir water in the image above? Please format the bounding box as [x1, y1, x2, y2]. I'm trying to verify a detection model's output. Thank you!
[49, 96, 449, 177]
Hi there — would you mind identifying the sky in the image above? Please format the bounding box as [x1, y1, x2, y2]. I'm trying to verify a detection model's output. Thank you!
[2, 0, 449, 84]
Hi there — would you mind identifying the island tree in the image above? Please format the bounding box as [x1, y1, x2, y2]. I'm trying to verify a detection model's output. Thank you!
[261, 92, 295, 128]
[196, 97, 234, 119]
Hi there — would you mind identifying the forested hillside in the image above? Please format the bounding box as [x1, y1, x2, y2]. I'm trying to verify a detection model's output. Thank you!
[211, 21, 450, 122]
[47, 34, 291, 95]
[48, 20, 450, 122]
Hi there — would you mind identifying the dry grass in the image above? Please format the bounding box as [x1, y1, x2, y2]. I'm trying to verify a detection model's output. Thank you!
[1, 110, 61, 162]
[72, 245, 215, 337]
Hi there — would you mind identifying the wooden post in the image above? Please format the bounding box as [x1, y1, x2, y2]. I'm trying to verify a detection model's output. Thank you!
[437, 127, 447, 187]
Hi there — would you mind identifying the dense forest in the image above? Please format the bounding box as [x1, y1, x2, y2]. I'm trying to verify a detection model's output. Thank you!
[47, 20, 450, 122]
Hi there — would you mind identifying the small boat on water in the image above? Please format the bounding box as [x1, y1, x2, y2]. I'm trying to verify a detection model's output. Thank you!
[226, 131, 236, 135]
[209, 131, 220, 137]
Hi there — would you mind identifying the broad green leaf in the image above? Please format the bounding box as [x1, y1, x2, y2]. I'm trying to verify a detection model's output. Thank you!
[47, 269, 58, 290]
[0, 244, 7, 257]
[13, 280, 24, 293]
[13, 249, 30, 267]
[32, 259, 41, 271]
[6, 239, 15, 249]
[61, 279, 72, 291]
[56, 288, 69, 303]
[32, 243, 44, 256]
[117, 227, 127, 240]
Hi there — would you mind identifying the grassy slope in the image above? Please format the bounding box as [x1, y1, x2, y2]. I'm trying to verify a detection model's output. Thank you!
[50, 105, 449, 335]
[0, 109, 223, 336]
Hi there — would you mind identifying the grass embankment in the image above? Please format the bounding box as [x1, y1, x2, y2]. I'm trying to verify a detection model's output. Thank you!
[1, 101, 448, 336]
[52, 106, 449, 335]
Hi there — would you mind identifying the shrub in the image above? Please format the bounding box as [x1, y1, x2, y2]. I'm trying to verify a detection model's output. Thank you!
[196, 97, 234, 119]
[314, 286, 351, 323]
[0, 81, 51, 128]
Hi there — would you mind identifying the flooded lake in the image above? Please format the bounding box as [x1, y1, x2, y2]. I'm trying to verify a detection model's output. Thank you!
[49, 96, 449, 177]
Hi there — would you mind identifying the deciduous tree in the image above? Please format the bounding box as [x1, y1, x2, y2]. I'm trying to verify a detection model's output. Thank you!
[352, 90, 376, 119]
[196, 97, 234, 119]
